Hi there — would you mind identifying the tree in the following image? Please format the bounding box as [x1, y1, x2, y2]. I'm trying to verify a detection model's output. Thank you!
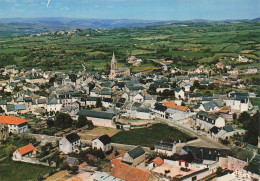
[77, 115, 87, 128]
[55, 112, 73, 129]
[104, 63, 110, 70]
[47, 119, 55, 127]
[237, 111, 250, 127]
[86, 119, 94, 129]
[194, 80, 200, 88]
[190, 86, 195, 92]
[244, 111, 259, 146]
[0, 106, 5, 114]
[233, 113, 237, 121]
[5, 144, 17, 156]
[96, 98, 102, 108]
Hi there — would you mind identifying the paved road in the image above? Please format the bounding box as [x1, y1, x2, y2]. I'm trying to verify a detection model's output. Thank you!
[156, 117, 229, 149]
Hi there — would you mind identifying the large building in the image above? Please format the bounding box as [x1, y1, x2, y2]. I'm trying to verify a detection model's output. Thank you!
[0, 116, 28, 134]
[109, 52, 130, 79]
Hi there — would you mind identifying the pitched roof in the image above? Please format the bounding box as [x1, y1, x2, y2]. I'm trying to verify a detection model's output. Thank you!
[80, 162, 88, 167]
[110, 163, 151, 181]
[17, 144, 38, 156]
[112, 159, 122, 165]
[65, 132, 80, 143]
[97, 134, 111, 145]
[127, 146, 145, 159]
[151, 157, 164, 166]
[162, 101, 188, 112]
[0, 116, 27, 125]
[155, 141, 174, 151]
[77, 109, 115, 120]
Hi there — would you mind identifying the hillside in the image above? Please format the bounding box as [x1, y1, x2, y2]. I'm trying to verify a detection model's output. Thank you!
[0, 21, 259, 73]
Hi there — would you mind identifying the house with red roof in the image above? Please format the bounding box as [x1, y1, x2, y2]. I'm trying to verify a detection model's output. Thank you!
[110, 162, 156, 181]
[13, 144, 39, 161]
[0, 116, 28, 134]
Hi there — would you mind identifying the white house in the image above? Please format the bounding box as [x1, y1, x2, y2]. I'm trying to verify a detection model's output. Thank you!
[13, 144, 38, 161]
[77, 109, 117, 128]
[92, 134, 111, 152]
[195, 111, 225, 132]
[174, 88, 185, 99]
[154, 141, 177, 156]
[59, 133, 81, 154]
[121, 146, 146, 166]
[0, 116, 28, 134]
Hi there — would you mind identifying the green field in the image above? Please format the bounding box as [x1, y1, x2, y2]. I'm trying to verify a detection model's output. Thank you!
[0, 21, 259, 71]
[111, 123, 192, 147]
[0, 158, 54, 181]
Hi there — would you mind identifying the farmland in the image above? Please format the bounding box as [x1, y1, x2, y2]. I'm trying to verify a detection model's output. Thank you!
[0, 21, 259, 72]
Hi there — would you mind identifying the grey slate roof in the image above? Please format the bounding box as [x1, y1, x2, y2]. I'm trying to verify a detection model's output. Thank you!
[65, 133, 80, 143]
[127, 146, 145, 159]
[77, 109, 115, 120]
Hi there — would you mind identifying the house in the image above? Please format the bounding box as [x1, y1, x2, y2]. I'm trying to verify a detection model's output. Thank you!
[154, 141, 176, 156]
[47, 94, 62, 112]
[110, 162, 155, 181]
[162, 101, 189, 112]
[174, 87, 185, 99]
[151, 103, 168, 119]
[150, 158, 214, 181]
[0, 116, 28, 134]
[77, 109, 117, 128]
[121, 146, 146, 166]
[198, 101, 220, 112]
[148, 157, 164, 170]
[181, 146, 230, 161]
[66, 156, 79, 167]
[194, 111, 225, 132]
[188, 92, 203, 102]
[13, 144, 38, 161]
[92, 134, 111, 152]
[59, 132, 81, 154]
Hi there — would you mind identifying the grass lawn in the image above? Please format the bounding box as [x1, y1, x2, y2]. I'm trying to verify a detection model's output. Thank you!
[78, 127, 120, 140]
[0, 158, 54, 181]
[251, 97, 260, 108]
[111, 123, 192, 147]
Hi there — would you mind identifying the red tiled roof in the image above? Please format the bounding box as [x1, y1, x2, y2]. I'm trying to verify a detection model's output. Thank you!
[219, 109, 229, 114]
[114, 152, 126, 159]
[112, 159, 121, 165]
[162, 101, 176, 107]
[80, 162, 88, 167]
[110, 163, 151, 181]
[18, 144, 38, 156]
[0, 116, 27, 125]
[217, 62, 223, 65]
[163, 101, 188, 112]
[151, 157, 164, 166]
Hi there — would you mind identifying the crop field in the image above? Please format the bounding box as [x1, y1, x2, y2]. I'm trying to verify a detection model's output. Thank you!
[0, 21, 259, 71]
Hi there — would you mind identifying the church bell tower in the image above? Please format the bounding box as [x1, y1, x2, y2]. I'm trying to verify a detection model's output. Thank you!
[110, 52, 117, 79]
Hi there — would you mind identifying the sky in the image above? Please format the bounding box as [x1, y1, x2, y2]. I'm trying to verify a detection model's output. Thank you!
[0, 0, 259, 20]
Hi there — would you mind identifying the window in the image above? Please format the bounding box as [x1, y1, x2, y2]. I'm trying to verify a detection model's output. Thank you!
[192, 176, 197, 181]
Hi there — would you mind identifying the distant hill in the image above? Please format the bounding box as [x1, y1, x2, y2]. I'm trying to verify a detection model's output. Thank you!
[0, 17, 259, 36]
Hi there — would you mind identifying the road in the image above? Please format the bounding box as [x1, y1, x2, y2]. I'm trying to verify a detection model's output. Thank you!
[156, 117, 229, 149]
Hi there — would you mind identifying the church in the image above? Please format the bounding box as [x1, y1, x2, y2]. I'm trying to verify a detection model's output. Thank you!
[109, 52, 130, 79]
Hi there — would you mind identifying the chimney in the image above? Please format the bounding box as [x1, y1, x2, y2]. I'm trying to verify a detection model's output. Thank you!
[63, 134, 66, 138]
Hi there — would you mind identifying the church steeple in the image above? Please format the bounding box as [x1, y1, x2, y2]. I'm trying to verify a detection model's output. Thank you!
[111, 52, 117, 70]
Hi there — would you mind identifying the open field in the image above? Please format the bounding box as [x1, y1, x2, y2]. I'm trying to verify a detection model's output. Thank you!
[78, 127, 120, 140]
[0, 21, 259, 71]
[111, 123, 192, 147]
[0, 158, 54, 181]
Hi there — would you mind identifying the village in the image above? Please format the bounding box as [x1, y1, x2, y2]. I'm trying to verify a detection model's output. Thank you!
[0, 53, 259, 181]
